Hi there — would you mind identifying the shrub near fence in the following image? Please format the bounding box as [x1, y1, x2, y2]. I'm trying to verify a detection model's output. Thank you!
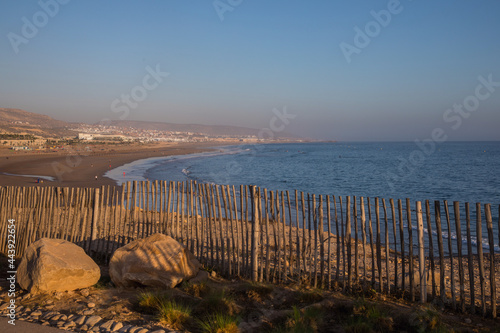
[0, 181, 499, 317]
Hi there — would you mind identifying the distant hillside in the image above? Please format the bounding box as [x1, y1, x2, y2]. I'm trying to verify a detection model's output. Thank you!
[0, 108, 300, 139]
[96, 119, 298, 138]
[0, 108, 76, 137]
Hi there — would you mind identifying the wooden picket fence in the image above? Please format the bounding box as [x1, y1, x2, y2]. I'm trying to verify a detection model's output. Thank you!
[0, 182, 499, 317]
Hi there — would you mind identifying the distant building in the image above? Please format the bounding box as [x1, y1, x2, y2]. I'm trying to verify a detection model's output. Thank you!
[78, 133, 133, 142]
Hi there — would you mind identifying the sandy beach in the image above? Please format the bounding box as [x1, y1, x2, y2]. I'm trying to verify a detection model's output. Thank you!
[0, 141, 242, 188]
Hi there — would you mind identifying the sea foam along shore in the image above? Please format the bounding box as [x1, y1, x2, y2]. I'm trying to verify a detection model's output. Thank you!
[104, 145, 249, 186]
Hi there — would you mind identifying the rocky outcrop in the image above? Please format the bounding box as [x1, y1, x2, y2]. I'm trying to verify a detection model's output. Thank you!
[109, 233, 200, 288]
[17, 238, 100, 293]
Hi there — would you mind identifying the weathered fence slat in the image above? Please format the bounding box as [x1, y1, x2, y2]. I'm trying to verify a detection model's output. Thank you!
[485, 204, 496, 318]
[444, 201, 456, 310]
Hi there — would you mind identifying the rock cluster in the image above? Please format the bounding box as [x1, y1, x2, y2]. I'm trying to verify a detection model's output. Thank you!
[0, 293, 172, 332]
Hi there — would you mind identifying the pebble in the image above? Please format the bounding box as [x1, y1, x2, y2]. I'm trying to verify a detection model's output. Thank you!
[83, 309, 95, 315]
[111, 322, 124, 332]
[63, 321, 76, 329]
[31, 310, 43, 317]
[45, 305, 55, 310]
[87, 302, 96, 308]
[80, 324, 89, 331]
[137, 328, 149, 333]
[80, 289, 90, 297]
[75, 315, 87, 325]
[150, 330, 166, 333]
[100, 320, 115, 330]
[85, 315, 102, 327]
[119, 325, 133, 332]
[465, 318, 472, 324]
[46, 311, 61, 319]
[45, 299, 54, 305]
[51, 314, 62, 321]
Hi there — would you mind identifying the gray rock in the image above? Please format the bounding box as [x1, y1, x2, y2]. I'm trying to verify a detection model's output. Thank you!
[80, 289, 90, 297]
[100, 320, 115, 330]
[42, 311, 59, 320]
[31, 310, 43, 317]
[50, 314, 61, 321]
[63, 321, 76, 329]
[110, 233, 200, 288]
[17, 238, 100, 293]
[85, 315, 102, 327]
[465, 318, 472, 324]
[75, 315, 87, 325]
[112, 322, 124, 332]
[118, 324, 133, 333]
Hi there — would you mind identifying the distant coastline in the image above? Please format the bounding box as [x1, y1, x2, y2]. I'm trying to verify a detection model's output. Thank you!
[0, 141, 245, 188]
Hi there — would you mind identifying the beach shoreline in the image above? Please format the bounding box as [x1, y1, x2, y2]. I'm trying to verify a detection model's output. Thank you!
[0, 141, 245, 188]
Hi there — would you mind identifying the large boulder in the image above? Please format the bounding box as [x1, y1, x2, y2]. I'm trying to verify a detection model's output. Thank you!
[18, 238, 100, 293]
[109, 233, 200, 288]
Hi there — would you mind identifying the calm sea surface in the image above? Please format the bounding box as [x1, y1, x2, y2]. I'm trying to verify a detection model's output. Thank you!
[108, 141, 500, 205]
[106, 141, 500, 252]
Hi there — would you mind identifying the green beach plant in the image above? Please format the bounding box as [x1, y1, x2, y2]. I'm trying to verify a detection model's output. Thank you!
[197, 312, 240, 333]
[156, 299, 192, 330]
[285, 305, 324, 333]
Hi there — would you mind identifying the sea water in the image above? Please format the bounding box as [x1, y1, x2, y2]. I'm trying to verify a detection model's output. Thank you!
[106, 141, 500, 253]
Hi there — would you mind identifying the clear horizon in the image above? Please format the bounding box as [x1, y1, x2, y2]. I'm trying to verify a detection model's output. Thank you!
[1, 0, 499, 141]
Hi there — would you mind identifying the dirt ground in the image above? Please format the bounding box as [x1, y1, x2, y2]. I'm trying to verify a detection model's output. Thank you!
[0, 255, 499, 333]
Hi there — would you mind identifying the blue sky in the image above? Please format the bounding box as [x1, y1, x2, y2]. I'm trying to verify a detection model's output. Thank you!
[1, 0, 499, 141]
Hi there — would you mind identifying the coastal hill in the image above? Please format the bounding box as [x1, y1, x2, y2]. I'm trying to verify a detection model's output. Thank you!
[0, 108, 74, 137]
[0, 108, 299, 139]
